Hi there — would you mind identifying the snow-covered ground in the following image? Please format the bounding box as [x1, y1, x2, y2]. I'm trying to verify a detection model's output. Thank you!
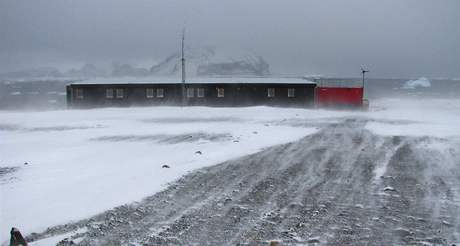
[365, 98, 460, 137]
[1, 106, 320, 242]
[1, 98, 460, 243]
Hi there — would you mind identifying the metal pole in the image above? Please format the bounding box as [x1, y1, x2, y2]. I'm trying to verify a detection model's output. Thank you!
[361, 68, 369, 99]
[181, 29, 186, 106]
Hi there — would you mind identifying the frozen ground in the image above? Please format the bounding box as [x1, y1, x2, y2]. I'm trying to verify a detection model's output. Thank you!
[1, 98, 460, 245]
[0, 106, 318, 242]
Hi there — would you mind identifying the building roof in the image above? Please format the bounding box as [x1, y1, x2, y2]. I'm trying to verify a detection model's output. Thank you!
[70, 77, 316, 85]
[310, 77, 363, 88]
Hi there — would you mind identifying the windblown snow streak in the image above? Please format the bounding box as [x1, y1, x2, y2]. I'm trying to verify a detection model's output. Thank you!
[92, 132, 233, 144]
[27, 119, 460, 245]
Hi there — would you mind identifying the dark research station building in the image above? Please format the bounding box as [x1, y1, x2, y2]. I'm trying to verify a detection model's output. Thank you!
[66, 77, 318, 108]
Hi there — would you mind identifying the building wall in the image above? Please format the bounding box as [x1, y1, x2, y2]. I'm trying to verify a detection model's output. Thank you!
[67, 83, 316, 108]
[315, 87, 363, 107]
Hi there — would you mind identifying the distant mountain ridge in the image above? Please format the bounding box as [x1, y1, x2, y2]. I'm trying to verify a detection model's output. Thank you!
[0, 48, 270, 79]
[0, 67, 64, 79]
[150, 47, 270, 77]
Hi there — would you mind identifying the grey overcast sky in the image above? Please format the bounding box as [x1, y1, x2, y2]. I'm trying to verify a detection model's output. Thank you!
[0, 0, 459, 78]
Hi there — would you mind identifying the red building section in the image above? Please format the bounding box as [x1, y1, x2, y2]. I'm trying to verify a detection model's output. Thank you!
[315, 87, 364, 108]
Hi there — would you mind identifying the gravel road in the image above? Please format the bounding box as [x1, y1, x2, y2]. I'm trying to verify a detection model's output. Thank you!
[26, 119, 460, 245]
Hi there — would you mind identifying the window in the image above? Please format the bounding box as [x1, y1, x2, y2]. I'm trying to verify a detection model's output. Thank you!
[187, 88, 194, 98]
[75, 88, 83, 99]
[106, 88, 114, 99]
[288, 88, 295, 98]
[156, 88, 164, 98]
[267, 88, 275, 97]
[217, 88, 224, 98]
[146, 88, 154, 98]
[116, 88, 124, 99]
[197, 88, 205, 98]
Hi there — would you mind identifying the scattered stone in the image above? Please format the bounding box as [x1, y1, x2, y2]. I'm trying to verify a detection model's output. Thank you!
[442, 220, 452, 226]
[384, 186, 396, 192]
[24, 162, 28, 165]
[296, 222, 305, 228]
[162, 165, 170, 169]
[393, 228, 412, 237]
[195, 151, 202, 155]
[57, 238, 76, 245]
[269, 240, 281, 246]
[307, 236, 320, 244]
[417, 218, 427, 223]
[381, 175, 395, 179]
[252, 131, 258, 134]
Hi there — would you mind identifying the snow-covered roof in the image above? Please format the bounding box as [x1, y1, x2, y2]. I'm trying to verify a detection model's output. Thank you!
[71, 77, 316, 85]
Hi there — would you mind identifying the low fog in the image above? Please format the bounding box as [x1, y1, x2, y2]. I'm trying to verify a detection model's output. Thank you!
[1, 0, 459, 78]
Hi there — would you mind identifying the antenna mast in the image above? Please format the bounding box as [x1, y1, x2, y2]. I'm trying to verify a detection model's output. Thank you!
[181, 29, 186, 84]
[361, 67, 369, 98]
[181, 29, 186, 106]
[361, 68, 369, 87]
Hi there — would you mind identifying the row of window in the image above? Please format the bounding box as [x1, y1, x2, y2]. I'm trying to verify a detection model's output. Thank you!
[186, 88, 224, 98]
[146, 88, 164, 98]
[269, 88, 296, 97]
[74, 88, 124, 100]
[75, 87, 297, 100]
[106, 88, 125, 99]
[182, 87, 293, 98]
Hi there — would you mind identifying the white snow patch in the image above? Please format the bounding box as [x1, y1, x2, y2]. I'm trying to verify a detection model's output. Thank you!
[365, 98, 460, 137]
[0, 106, 320, 241]
[28, 233, 72, 246]
[29, 227, 87, 246]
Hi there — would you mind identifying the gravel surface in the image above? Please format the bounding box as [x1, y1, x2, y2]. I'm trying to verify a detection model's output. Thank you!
[91, 132, 234, 144]
[0, 166, 19, 179]
[26, 119, 460, 245]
